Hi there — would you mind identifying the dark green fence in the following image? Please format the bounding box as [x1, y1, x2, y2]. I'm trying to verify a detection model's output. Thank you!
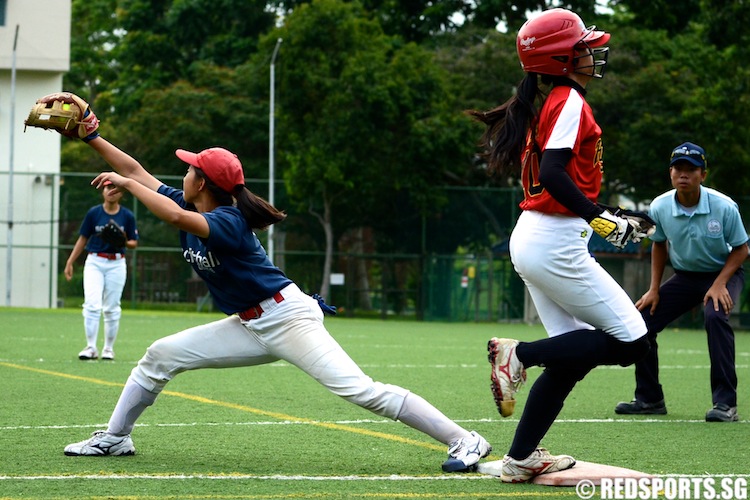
[41, 172, 750, 326]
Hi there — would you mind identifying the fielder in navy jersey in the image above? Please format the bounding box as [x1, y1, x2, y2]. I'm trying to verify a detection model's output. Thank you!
[62, 132, 491, 473]
[64, 181, 139, 361]
[466, 8, 650, 482]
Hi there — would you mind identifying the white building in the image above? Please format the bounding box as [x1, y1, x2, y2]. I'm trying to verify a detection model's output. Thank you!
[0, 0, 71, 307]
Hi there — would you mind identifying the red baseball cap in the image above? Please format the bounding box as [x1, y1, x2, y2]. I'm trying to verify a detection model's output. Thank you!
[175, 147, 245, 193]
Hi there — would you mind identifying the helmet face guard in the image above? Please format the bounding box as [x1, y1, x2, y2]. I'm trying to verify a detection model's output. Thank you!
[516, 9, 610, 78]
[573, 36, 609, 78]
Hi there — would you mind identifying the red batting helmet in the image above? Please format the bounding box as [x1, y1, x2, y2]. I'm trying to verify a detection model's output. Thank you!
[516, 8, 610, 78]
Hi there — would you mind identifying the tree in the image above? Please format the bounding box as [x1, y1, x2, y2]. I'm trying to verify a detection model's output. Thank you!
[591, 19, 750, 203]
[66, 0, 120, 103]
[609, 0, 701, 35]
[469, 0, 599, 33]
[271, 0, 470, 297]
[60, 0, 750, 274]
[270, 0, 602, 41]
[72, 0, 274, 117]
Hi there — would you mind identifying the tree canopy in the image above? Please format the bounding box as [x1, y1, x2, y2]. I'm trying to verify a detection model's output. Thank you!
[63, 0, 750, 267]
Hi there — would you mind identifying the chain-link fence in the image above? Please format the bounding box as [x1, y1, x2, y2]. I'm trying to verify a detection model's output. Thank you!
[6, 171, 750, 325]
[48, 172, 530, 320]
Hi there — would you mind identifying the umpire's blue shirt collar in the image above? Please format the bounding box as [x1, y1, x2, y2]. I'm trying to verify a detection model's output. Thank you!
[671, 185, 710, 216]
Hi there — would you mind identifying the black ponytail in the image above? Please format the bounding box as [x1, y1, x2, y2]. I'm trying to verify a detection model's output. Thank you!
[466, 73, 546, 177]
[233, 186, 286, 231]
[193, 168, 286, 230]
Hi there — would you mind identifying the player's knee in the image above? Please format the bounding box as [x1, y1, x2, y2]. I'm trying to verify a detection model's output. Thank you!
[616, 336, 650, 367]
[102, 308, 121, 321]
[130, 339, 182, 393]
[704, 303, 730, 325]
[82, 304, 102, 317]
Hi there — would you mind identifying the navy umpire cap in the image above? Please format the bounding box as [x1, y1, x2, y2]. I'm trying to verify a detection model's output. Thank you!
[669, 142, 707, 169]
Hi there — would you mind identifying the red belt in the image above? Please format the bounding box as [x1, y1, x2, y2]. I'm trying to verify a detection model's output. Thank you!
[92, 252, 123, 260]
[238, 291, 284, 320]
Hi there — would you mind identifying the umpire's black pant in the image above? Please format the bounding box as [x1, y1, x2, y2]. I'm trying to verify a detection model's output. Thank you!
[634, 268, 744, 407]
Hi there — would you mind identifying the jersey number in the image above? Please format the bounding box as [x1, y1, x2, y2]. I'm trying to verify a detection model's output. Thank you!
[522, 143, 544, 198]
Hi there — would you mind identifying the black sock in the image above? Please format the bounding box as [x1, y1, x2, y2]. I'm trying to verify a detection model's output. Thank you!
[508, 365, 591, 459]
[516, 329, 649, 368]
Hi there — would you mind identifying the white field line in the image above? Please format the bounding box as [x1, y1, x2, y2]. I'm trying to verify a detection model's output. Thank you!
[2, 473, 749, 482]
[1, 416, 748, 432]
[1, 358, 748, 370]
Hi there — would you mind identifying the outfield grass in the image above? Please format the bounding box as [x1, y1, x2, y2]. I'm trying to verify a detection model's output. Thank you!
[0, 308, 748, 499]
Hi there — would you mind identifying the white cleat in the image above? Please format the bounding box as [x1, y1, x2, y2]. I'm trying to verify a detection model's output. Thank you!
[78, 346, 98, 360]
[101, 347, 115, 360]
[64, 430, 135, 456]
[441, 431, 492, 472]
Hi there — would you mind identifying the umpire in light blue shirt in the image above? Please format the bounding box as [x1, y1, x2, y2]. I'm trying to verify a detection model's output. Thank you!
[615, 142, 749, 422]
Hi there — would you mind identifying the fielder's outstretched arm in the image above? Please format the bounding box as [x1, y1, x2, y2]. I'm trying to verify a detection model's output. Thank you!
[87, 137, 163, 192]
[91, 172, 210, 239]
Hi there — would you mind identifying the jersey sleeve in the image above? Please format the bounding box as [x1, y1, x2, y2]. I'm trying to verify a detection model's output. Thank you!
[78, 207, 98, 237]
[157, 184, 189, 209]
[203, 207, 246, 251]
[724, 203, 749, 248]
[544, 91, 584, 150]
[538, 149, 602, 221]
[646, 200, 668, 243]
[123, 209, 139, 241]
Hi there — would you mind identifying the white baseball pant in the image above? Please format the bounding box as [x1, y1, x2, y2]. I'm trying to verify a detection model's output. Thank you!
[129, 283, 410, 418]
[82, 253, 127, 349]
[509, 210, 646, 342]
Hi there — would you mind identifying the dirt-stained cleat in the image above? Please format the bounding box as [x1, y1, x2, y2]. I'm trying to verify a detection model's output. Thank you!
[500, 448, 575, 483]
[487, 338, 526, 417]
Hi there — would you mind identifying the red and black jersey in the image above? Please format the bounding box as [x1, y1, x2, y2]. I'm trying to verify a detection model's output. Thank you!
[519, 83, 603, 216]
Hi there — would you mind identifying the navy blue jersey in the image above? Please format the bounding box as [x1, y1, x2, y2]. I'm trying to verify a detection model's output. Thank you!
[158, 184, 292, 315]
[80, 205, 139, 254]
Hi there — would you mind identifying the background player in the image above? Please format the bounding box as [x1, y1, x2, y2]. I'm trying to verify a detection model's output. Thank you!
[467, 8, 650, 482]
[64, 180, 139, 361]
[59, 119, 490, 472]
[615, 142, 748, 422]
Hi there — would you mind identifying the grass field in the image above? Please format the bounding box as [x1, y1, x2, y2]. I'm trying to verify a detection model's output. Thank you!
[1, 308, 748, 500]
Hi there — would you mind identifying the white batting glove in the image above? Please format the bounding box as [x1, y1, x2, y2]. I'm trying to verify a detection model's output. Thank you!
[589, 209, 638, 249]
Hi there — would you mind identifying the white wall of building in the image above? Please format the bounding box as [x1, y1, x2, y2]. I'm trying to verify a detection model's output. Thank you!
[0, 0, 70, 307]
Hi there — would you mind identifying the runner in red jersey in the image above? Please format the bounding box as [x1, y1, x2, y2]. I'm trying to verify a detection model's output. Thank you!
[466, 8, 650, 483]
[520, 85, 603, 215]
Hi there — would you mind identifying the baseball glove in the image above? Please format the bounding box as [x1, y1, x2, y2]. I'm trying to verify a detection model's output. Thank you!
[24, 92, 99, 140]
[598, 204, 657, 241]
[100, 219, 127, 248]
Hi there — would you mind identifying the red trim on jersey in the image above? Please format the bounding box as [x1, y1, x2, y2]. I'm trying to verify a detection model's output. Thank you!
[519, 85, 603, 216]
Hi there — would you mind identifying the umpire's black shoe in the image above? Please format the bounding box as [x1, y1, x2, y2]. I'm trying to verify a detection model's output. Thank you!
[705, 404, 738, 422]
[614, 399, 667, 415]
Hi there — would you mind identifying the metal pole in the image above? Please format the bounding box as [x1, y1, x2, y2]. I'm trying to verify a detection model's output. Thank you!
[6, 25, 19, 306]
[268, 37, 282, 263]
[131, 197, 138, 309]
[49, 174, 56, 308]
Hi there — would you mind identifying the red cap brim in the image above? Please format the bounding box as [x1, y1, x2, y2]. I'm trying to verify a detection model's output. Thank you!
[175, 149, 200, 167]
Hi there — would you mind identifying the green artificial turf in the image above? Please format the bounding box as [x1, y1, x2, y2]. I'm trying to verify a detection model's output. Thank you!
[0, 308, 747, 499]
